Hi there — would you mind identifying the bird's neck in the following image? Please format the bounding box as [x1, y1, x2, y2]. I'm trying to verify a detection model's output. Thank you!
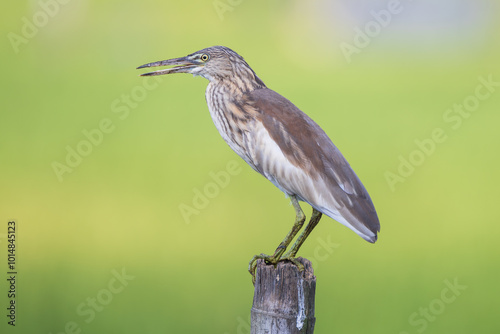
[208, 76, 265, 100]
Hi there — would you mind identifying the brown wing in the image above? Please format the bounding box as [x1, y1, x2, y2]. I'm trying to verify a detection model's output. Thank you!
[245, 88, 380, 242]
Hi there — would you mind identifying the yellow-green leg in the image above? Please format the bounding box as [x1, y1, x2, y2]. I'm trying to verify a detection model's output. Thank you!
[283, 208, 322, 259]
[248, 195, 305, 283]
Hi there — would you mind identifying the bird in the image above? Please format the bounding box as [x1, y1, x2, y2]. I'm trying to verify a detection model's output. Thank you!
[137, 46, 380, 281]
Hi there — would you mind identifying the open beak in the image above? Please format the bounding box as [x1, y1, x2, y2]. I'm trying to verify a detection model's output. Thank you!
[137, 56, 200, 76]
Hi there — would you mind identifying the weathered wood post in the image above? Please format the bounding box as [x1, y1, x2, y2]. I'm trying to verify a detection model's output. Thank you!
[251, 257, 316, 334]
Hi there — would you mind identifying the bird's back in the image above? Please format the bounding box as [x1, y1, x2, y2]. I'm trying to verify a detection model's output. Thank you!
[206, 84, 380, 242]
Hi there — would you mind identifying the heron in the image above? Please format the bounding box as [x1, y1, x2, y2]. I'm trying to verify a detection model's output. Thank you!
[137, 46, 380, 282]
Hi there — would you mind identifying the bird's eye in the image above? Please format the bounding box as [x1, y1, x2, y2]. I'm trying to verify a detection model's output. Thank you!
[200, 54, 210, 62]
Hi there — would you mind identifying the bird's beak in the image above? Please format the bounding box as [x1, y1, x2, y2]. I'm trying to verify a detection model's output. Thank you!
[136, 56, 201, 76]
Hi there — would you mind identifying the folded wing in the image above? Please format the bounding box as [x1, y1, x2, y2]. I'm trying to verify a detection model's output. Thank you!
[242, 88, 380, 242]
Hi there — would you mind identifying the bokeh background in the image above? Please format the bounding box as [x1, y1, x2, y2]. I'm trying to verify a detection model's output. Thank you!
[1, 0, 499, 333]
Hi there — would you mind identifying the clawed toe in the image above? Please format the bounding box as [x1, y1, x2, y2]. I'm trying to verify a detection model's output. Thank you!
[248, 253, 304, 285]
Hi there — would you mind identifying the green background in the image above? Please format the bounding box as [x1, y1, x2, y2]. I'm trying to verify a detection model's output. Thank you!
[1, 1, 499, 333]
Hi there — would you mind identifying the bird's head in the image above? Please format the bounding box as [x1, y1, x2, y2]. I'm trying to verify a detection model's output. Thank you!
[137, 46, 265, 88]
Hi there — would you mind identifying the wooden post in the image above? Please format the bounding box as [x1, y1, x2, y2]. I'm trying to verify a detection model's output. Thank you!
[251, 257, 316, 334]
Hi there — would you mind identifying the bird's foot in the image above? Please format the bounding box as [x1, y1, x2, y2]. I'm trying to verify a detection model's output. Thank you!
[248, 253, 275, 285]
[248, 253, 305, 285]
[280, 255, 305, 272]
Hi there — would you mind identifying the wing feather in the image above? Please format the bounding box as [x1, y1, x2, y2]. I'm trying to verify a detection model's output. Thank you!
[243, 88, 380, 242]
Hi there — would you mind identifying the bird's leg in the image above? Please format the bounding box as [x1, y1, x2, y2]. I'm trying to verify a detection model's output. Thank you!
[248, 196, 305, 283]
[269, 196, 306, 260]
[283, 208, 322, 259]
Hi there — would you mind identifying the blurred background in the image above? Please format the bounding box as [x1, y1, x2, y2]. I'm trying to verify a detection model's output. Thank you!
[1, 0, 499, 333]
